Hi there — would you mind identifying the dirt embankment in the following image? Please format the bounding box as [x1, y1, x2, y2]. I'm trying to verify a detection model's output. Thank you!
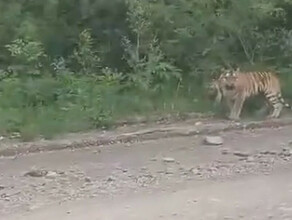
[1, 115, 292, 157]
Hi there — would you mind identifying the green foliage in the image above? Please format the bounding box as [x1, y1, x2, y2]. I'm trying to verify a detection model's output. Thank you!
[5, 39, 47, 76]
[123, 0, 181, 92]
[123, 36, 181, 92]
[71, 29, 101, 75]
[6, 39, 46, 63]
[0, 0, 292, 139]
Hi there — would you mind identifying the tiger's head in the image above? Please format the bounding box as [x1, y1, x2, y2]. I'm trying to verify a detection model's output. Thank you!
[218, 67, 239, 90]
[206, 67, 239, 102]
[220, 67, 239, 78]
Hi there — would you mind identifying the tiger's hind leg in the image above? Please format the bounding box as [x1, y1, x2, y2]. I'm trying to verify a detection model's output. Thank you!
[268, 102, 283, 118]
[266, 93, 284, 118]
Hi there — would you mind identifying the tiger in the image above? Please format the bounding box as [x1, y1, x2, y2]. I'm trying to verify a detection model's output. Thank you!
[207, 70, 235, 103]
[209, 68, 291, 120]
[207, 69, 238, 115]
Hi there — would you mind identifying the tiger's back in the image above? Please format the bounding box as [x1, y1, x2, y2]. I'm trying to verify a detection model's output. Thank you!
[231, 71, 281, 99]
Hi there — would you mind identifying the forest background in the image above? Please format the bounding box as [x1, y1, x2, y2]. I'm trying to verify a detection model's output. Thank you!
[1, 0, 292, 140]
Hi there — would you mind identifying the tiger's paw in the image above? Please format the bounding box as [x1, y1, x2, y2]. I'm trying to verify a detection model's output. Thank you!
[266, 114, 280, 120]
[228, 115, 240, 121]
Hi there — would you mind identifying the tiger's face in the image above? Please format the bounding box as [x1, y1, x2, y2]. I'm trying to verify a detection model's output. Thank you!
[218, 67, 239, 90]
[206, 68, 239, 101]
[219, 67, 238, 78]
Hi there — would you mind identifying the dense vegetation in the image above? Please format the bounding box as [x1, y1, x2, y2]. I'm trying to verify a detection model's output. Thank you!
[1, 0, 292, 140]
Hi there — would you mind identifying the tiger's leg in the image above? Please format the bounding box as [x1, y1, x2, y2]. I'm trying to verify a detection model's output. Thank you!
[215, 90, 222, 104]
[266, 93, 284, 118]
[270, 101, 283, 118]
[229, 96, 245, 120]
[225, 98, 233, 118]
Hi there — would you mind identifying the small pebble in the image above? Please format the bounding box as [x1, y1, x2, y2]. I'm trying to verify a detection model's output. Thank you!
[107, 177, 115, 182]
[221, 148, 230, 155]
[233, 151, 250, 157]
[195, 121, 202, 126]
[84, 177, 91, 182]
[246, 156, 255, 162]
[46, 171, 58, 178]
[260, 150, 277, 155]
[162, 157, 175, 163]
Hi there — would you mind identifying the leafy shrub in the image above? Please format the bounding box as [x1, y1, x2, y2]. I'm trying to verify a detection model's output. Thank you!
[0, 0, 292, 139]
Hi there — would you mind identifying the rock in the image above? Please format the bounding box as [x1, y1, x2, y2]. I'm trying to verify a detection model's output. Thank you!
[221, 148, 230, 155]
[278, 147, 292, 157]
[280, 150, 292, 157]
[84, 177, 91, 183]
[195, 121, 202, 126]
[165, 168, 174, 174]
[162, 157, 175, 163]
[107, 177, 115, 182]
[246, 156, 255, 162]
[46, 171, 58, 178]
[93, 149, 101, 154]
[125, 143, 132, 148]
[207, 167, 218, 173]
[190, 168, 201, 175]
[282, 147, 291, 152]
[260, 150, 277, 155]
[233, 151, 250, 157]
[29, 204, 43, 210]
[204, 136, 223, 145]
[24, 170, 48, 177]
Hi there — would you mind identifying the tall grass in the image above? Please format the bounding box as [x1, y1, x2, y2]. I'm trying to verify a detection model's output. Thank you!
[0, 75, 212, 141]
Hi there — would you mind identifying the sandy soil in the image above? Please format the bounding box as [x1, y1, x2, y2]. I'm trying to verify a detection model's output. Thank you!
[1, 122, 292, 220]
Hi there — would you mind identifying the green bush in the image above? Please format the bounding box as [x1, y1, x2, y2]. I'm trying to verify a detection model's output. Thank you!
[0, 0, 292, 140]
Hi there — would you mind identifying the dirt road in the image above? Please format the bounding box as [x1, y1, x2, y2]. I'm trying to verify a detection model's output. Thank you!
[1, 122, 292, 220]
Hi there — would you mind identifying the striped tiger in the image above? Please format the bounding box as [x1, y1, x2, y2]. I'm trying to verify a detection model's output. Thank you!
[207, 69, 238, 116]
[213, 68, 291, 120]
[207, 71, 235, 105]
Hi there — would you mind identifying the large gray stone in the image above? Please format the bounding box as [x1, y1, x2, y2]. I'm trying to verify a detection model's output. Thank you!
[204, 136, 223, 145]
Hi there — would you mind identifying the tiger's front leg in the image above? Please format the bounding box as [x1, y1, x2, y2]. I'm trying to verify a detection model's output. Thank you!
[228, 96, 245, 121]
[225, 97, 234, 119]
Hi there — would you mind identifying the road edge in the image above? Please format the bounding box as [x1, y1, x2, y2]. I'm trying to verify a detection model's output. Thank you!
[1, 117, 292, 157]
